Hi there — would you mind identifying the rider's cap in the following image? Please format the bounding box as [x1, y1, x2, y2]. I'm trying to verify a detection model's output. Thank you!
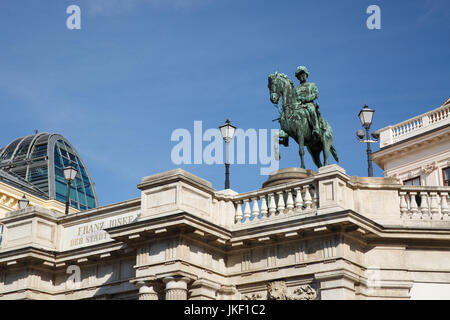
[295, 66, 309, 77]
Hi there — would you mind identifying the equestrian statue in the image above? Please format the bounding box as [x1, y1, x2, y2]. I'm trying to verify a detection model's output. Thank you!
[268, 66, 339, 169]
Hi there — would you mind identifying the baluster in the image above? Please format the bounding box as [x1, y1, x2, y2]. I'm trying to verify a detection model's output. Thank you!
[441, 193, 449, 220]
[312, 185, 319, 209]
[285, 190, 294, 214]
[251, 197, 259, 220]
[235, 201, 243, 223]
[429, 192, 440, 220]
[309, 187, 315, 209]
[410, 192, 419, 219]
[399, 192, 409, 219]
[243, 199, 251, 222]
[260, 195, 268, 219]
[268, 193, 276, 217]
[420, 192, 430, 219]
[303, 185, 312, 209]
[277, 191, 285, 214]
[294, 187, 303, 213]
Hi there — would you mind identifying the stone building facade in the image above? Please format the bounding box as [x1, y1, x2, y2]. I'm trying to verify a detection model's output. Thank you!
[0, 165, 449, 300]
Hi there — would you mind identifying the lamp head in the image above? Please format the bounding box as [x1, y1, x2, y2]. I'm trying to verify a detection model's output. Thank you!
[63, 165, 78, 182]
[371, 130, 380, 140]
[356, 129, 365, 140]
[219, 119, 236, 143]
[18, 194, 29, 210]
[358, 104, 375, 129]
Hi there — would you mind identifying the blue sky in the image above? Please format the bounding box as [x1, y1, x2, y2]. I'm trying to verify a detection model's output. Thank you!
[0, 0, 449, 206]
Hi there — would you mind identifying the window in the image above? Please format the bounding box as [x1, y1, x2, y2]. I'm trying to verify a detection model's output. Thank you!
[443, 167, 450, 186]
[30, 144, 48, 159]
[0, 224, 3, 246]
[403, 176, 421, 186]
[0, 138, 22, 161]
[53, 142, 96, 210]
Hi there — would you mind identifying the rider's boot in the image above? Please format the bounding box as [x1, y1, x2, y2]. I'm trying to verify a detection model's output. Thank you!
[310, 110, 321, 138]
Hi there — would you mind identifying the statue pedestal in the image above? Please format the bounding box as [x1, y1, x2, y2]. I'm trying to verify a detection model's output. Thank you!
[262, 167, 317, 188]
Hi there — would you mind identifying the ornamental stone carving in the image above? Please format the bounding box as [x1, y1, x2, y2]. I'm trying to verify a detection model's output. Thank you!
[163, 276, 191, 300]
[138, 284, 159, 300]
[421, 162, 438, 175]
[267, 281, 289, 300]
[267, 281, 317, 300]
[292, 285, 317, 300]
[242, 293, 264, 300]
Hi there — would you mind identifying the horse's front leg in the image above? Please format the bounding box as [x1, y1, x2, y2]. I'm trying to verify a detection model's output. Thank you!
[298, 136, 306, 169]
[279, 129, 289, 147]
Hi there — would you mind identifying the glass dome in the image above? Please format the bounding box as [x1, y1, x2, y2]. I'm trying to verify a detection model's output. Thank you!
[0, 133, 98, 210]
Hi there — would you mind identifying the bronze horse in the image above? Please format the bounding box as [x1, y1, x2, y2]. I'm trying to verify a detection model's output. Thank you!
[268, 73, 338, 168]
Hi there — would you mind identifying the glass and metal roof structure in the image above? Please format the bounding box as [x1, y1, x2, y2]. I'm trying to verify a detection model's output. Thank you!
[0, 133, 98, 211]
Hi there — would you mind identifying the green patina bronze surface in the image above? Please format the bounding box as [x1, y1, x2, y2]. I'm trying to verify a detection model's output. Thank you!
[268, 66, 339, 169]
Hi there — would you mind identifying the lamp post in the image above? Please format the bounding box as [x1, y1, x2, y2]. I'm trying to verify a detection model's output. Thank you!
[64, 165, 78, 215]
[357, 104, 379, 177]
[219, 119, 236, 190]
[18, 194, 29, 210]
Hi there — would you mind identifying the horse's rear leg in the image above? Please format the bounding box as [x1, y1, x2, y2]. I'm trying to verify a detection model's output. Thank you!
[323, 139, 330, 166]
[307, 145, 322, 168]
[312, 150, 322, 168]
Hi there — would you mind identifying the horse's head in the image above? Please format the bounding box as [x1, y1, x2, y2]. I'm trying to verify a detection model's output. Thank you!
[268, 73, 281, 104]
[268, 72, 294, 105]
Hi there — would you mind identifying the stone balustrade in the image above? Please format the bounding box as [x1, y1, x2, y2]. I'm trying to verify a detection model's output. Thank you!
[392, 116, 423, 139]
[399, 186, 449, 220]
[232, 180, 318, 224]
[378, 102, 450, 148]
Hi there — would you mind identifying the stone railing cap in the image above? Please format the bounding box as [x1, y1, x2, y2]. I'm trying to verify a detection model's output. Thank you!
[350, 176, 400, 186]
[318, 164, 346, 175]
[216, 189, 239, 197]
[139, 168, 213, 191]
[2, 205, 61, 221]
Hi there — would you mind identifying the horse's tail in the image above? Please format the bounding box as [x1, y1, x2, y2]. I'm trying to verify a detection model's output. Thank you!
[330, 145, 339, 162]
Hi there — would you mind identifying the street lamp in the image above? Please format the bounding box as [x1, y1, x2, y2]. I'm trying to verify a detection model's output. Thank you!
[18, 194, 29, 209]
[63, 165, 78, 215]
[219, 119, 236, 189]
[356, 104, 379, 177]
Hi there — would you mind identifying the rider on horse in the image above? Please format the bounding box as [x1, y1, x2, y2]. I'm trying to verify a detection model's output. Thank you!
[294, 66, 323, 139]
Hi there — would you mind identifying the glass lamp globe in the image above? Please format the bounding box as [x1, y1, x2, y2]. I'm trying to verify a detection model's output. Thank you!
[358, 104, 375, 129]
[219, 119, 236, 142]
[63, 165, 78, 181]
